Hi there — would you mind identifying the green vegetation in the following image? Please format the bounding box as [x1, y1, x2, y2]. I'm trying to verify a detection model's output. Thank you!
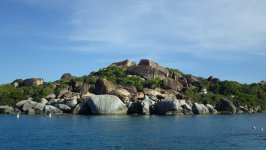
[184, 79, 266, 108]
[0, 82, 55, 105]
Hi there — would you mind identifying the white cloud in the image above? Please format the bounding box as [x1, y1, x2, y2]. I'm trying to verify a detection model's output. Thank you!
[65, 0, 266, 59]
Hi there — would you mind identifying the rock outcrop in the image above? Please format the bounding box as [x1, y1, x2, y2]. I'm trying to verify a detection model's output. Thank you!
[127, 59, 169, 80]
[140, 96, 155, 115]
[192, 103, 209, 114]
[22, 78, 44, 87]
[86, 95, 128, 115]
[163, 78, 183, 92]
[216, 99, 236, 114]
[110, 59, 133, 68]
[154, 100, 183, 115]
[72, 102, 91, 114]
[95, 78, 117, 94]
[0, 106, 20, 114]
[61, 73, 73, 80]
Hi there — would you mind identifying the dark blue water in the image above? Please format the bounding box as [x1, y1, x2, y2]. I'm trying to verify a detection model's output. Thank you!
[0, 114, 266, 150]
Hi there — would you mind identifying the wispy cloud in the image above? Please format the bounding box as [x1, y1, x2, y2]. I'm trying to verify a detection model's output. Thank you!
[62, 0, 266, 59]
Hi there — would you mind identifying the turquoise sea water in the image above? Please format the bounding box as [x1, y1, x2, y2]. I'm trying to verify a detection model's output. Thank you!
[0, 114, 266, 150]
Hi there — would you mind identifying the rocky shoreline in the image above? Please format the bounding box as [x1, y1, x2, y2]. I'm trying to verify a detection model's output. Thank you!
[0, 94, 263, 116]
[0, 59, 265, 116]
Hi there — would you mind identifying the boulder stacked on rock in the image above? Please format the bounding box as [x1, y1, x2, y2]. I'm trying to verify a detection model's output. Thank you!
[127, 59, 169, 80]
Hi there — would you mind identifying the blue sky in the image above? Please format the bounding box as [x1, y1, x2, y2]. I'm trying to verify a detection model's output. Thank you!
[0, 0, 266, 84]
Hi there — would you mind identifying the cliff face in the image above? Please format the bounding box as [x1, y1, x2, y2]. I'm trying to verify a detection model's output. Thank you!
[0, 59, 265, 115]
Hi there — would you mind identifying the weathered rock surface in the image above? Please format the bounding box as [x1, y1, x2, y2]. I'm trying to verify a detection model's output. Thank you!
[44, 105, 63, 115]
[0, 106, 19, 114]
[163, 78, 183, 92]
[127, 59, 169, 80]
[38, 98, 48, 105]
[33, 103, 46, 112]
[72, 102, 91, 114]
[110, 60, 133, 68]
[192, 103, 209, 114]
[205, 104, 217, 114]
[140, 96, 155, 115]
[16, 100, 31, 108]
[55, 104, 72, 113]
[216, 99, 236, 114]
[154, 100, 183, 115]
[109, 88, 131, 103]
[65, 98, 78, 108]
[143, 88, 162, 100]
[95, 78, 117, 94]
[81, 92, 95, 99]
[86, 95, 128, 115]
[22, 101, 37, 112]
[23, 78, 44, 87]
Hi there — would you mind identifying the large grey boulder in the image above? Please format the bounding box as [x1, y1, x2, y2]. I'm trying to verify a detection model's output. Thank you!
[163, 78, 183, 92]
[86, 95, 128, 115]
[192, 103, 209, 114]
[40, 98, 48, 105]
[216, 99, 236, 114]
[65, 98, 78, 108]
[55, 104, 72, 113]
[140, 96, 155, 115]
[205, 104, 217, 114]
[16, 100, 31, 108]
[22, 101, 37, 112]
[126, 59, 169, 80]
[33, 103, 46, 114]
[72, 102, 91, 114]
[44, 105, 63, 115]
[73, 83, 90, 95]
[154, 100, 183, 115]
[0, 106, 19, 114]
[47, 99, 63, 105]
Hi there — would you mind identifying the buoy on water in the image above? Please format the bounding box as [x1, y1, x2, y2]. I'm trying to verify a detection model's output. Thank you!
[252, 126, 256, 130]
[261, 128, 264, 131]
[49, 112, 52, 118]
[16, 113, 20, 119]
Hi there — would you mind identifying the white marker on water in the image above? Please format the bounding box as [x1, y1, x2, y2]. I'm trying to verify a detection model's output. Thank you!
[16, 113, 20, 119]
[49, 112, 52, 118]
[261, 128, 264, 131]
[252, 126, 256, 130]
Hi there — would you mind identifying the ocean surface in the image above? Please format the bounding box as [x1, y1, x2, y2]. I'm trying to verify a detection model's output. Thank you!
[0, 114, 266, 150]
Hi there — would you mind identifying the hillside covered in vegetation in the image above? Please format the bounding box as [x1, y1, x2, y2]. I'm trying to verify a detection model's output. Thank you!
[0, 59, 266, 115]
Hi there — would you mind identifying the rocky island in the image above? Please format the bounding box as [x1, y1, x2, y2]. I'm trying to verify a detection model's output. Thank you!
[0, 59, 265, 115]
